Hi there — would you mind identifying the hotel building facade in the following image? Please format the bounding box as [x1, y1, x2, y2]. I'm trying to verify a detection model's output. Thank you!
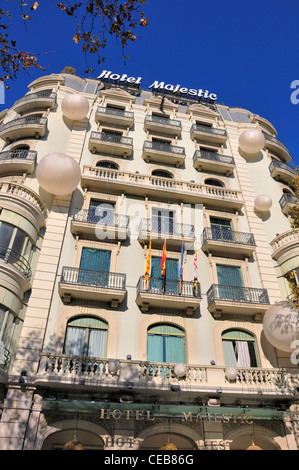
[0, 71, 298, 450]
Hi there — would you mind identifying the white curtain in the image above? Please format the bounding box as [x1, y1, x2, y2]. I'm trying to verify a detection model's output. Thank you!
[87, 329, 107, 357]
[236, 341, 251, 367]
[64, 327, 85, 355]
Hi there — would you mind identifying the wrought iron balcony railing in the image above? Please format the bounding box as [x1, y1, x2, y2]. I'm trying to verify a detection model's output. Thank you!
[139, 218, 195, 238]
[202, 227, 255, 246]
[0, 116, 47, 132]
[143, 140, 185, 155]
[0, 341, 10, 369]
[193, 150, 235, 165]
[145, 115, 182, 127]
[190, 124, 227, 137]
[207, 284, 269, 305]
[13, 91, 56, 106]
[264, 133, 291, 157]
[97, 106, 134, 119]
[269, 159, 296, 175]
[90, 131, 133, 146]
[73, 209, 130, 228]
[61, 266, 126, 290]
[0, 244, 32, 279]
[279, 193, 298, 209]
[0, 149, 37, 163]
[137, 275, 201, 298]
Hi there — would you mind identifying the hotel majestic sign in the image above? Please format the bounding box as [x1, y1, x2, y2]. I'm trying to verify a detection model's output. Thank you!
[97, 70, 218, 102]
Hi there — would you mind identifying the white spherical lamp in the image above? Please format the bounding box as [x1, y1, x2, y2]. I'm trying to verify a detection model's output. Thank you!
[239, 129, 265, 154]
[225, 366, 238, 381]
[254, 194, 272, 212]
[263, 303, 299, 353]
[36, 152, 81, 196]
[61, 93, 89, 121]
[174, 363, 187, 378]
[107, 359, 121, 375]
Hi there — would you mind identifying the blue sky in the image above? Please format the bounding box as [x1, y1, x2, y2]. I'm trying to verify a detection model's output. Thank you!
[1, 0, 298, 166]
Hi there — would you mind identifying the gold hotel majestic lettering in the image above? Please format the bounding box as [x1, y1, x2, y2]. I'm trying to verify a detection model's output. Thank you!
[99, 408, 253, 424]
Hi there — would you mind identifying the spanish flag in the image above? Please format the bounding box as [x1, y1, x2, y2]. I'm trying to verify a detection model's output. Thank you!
[161, 239, 167, 291]
[193, 249, 198, 295]
[145, 239, 151, 288]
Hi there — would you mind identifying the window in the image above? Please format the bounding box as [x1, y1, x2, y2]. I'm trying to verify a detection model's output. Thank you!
[95, 160, 119, 170]
[210, 217, 232, 241]
[205, 178, 224, 187]
[0, 305, 14, 364]
[222, 329, 258, 367]
[64, 316, 108, 357]
[0, 222, 32, 264]
[151, 169, 173, 179]
[147, 323, 185, 363]
[79, 247, 111, 286]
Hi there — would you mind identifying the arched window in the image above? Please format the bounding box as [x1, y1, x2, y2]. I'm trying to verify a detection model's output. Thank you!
[147, 323, 185, 363]
[222, 329, 258, 367]
[151, 169, 173, 179]
[205, 178, 224, 187]
[63, 316, 108, 357]
[96, 160, 119, 170]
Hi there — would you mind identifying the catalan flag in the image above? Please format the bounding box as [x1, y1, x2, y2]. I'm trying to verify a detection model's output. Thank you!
[145, 239, 151, 288]
[161, 239, 167, 291]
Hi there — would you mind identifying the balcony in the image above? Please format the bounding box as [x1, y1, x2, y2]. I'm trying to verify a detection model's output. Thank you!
[138, 218, 195, 250]
[279, 193, 299, 216]
[201, 228, 256, 258]
[269, 159, 296, 184]
[59, 266, 126, 307]
[81, 167, 245, 210]
[207, 284, 270, 317]
[193, 150, 235, 176]
[0, 244, 32, 302]
[71, 209, 130, 241]
[0, 116, 47, 143]
[0, 149, 37, 176]
[190, 124, 227, 145]
[142, 140, 185, 167]
[136, 275, 201, 315]
[88, 131, 133, 157]
[95, 106, 134, 128]
[271, 229, 299, 266]
[12, 91, 56, 113]
[36, 355, 299, 400]
[144, 115, 182, 137]
[0, 181, 47, 230]
[264, 134, 292, 162]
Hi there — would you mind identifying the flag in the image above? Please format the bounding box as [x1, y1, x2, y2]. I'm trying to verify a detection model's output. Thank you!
[145, 239, 151, 288]
[193, 249, 198, 295]
[179, 242, 184, 294]
[161, 239, 167, 290]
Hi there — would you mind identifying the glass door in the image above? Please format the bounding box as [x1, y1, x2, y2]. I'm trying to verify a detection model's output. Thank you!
[152, 209, 175, 236]
[88, 199, 115, 225]
[151, 256, 179, 294]
[79, 248, 111, 287]
[210, 217, 232, 241]
[216, 264, 244, 300]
